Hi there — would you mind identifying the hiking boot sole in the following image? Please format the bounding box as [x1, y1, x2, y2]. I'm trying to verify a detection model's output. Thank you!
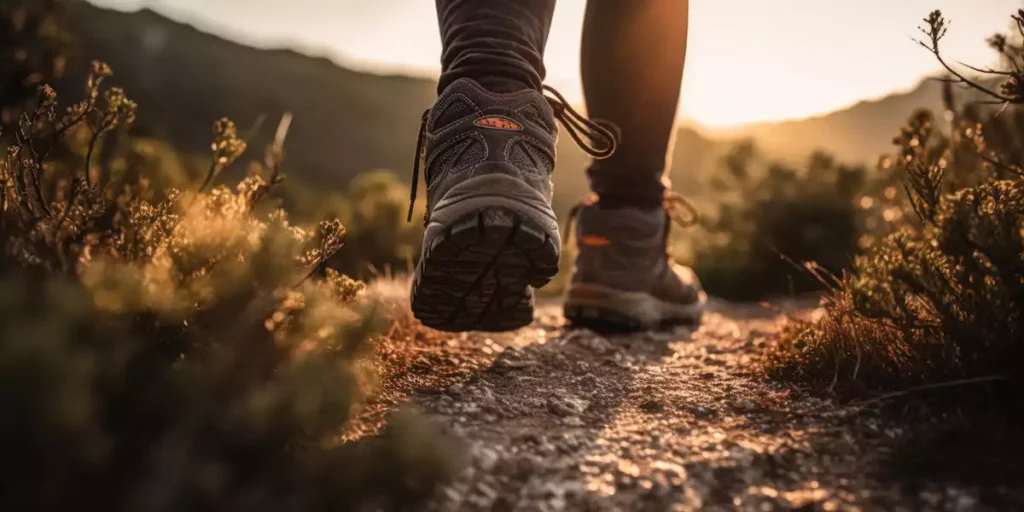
[412, 175, 560, 332]
[564, 283, 705, 333]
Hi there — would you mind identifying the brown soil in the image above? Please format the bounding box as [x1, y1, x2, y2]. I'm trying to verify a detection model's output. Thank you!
[356, 280, 1024, 511]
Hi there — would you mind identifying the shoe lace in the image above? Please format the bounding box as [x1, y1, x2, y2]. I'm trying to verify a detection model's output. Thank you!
[407, 86, 621, 223]
[563, 190, 701, 250]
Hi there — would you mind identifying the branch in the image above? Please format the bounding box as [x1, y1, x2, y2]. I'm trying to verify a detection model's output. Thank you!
[195, 160, 220, 194]
[915, 37, 1017, 102]
[976, 149, 1024, 177]
[853, 375, 1008, 405]
[954, 59, 1015, 77]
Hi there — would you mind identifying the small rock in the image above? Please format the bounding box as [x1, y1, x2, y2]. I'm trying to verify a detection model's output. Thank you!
[476, 481, 498, 500]
[683, 404, 719, 419]
[547, 396, 590, 417]
[731, 399, 758, 412]
[495, 358, 534, 370]
[640, 399, 665, 414]
[577, 335, 613, 354]
[562, 416, 585, 427]
[476, 447, 499, 472]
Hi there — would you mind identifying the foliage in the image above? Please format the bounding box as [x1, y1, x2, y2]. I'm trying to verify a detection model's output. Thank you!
[766, 10, 1024, 398]
[0, 50, 450, 509]
[272, 168, 424, 280]
[681, 143, 895, 301]
[0, 0, 71, 129]
[321, 169, 423, 280]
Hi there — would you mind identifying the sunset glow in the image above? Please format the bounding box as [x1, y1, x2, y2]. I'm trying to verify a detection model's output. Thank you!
[94, 0, 1020, 128]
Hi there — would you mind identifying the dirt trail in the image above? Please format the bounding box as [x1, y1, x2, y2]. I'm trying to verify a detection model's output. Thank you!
[361, 282, 1024, 511]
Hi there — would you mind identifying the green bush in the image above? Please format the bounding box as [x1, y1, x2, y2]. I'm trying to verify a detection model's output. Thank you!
[325, 169, 424, 280]
[0, 44, 450, 509]
[681, 143, 891, 301]
[766, 10, 1024, 398]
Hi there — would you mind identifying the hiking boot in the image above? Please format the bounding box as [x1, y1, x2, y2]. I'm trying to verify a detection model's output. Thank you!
[564, 197, 706, 332]
[408, 78, 617, 332]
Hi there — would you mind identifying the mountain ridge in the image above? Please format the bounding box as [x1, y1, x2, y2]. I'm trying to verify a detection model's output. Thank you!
[716, 78, 945, 163]
[63, 1, 946, 205]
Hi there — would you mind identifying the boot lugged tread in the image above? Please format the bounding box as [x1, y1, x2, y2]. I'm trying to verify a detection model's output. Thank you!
[412, 207, 559, 332]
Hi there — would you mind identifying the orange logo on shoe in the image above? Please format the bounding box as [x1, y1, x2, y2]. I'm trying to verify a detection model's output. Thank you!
[474, 116, 523, 131]
[579, 235, 611, 247]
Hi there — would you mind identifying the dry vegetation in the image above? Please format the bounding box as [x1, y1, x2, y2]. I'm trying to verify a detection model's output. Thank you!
[5, 0, 1024, 507]
[765, 10, 1024, 399]
[681, 144, 891, 301]
[0, 2, 449, 509]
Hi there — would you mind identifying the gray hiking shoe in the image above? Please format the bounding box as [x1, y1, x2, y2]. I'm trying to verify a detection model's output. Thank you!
[408, 79, 617, 332]
[564, 196, 707, 332]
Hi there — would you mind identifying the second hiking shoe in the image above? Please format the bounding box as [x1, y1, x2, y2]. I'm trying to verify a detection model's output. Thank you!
[408, 78, 616, 332]
[564, 198, 707, 332]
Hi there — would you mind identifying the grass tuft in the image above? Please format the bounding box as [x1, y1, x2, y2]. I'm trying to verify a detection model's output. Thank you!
[766, 10, 1024, 401]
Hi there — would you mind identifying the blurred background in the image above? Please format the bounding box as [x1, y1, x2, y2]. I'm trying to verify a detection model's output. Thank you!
[22, 0, 1024, 296]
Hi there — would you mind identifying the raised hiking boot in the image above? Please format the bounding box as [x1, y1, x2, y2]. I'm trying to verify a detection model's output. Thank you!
[408, 78, 618, 332]
[564, 195, 707, 332]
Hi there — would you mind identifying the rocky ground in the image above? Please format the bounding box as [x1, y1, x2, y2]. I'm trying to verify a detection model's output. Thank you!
[356, 281, 1024, 511]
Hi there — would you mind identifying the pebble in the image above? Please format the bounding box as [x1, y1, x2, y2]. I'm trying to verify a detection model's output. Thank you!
[547, 396, 590, 417]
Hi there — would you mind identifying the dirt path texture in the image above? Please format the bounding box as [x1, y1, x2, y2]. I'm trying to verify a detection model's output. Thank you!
[355, 280, 1024, 512]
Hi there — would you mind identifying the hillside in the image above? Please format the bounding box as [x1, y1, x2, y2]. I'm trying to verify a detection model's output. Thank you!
[60, 2, 435, 189]
[58, 2, 725, 211]
[60, 2, 956, 207]
[715, 80, 948, 164]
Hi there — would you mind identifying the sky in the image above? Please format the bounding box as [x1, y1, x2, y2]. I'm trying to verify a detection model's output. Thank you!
[91, 0, 1023, 129]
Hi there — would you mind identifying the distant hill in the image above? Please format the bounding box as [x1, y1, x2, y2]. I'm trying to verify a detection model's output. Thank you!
[60, 2, 962, 213]
[711, 80, 951, 165]
[61, 2, 436, 189]
[58, 1, 732, 216]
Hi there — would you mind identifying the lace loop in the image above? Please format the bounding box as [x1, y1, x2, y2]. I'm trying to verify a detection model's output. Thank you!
[407, 109, 431, 223]
[542, 85, 619, 159]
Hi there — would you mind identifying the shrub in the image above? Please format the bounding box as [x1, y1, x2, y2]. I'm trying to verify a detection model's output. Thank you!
[681, 143, 892, 301]
[0, 0, 71, 129]
[325, 169, 424, 280]
[765, 10, 1024, 398]
[0, 60, 449, 510]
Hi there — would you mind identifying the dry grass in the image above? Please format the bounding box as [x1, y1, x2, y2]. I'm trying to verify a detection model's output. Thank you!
[765, 10, 1024, 401]
[0, 7, 453, 503]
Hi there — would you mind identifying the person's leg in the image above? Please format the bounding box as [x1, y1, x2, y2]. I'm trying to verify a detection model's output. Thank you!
[580, 0, 690, 208]
[411, 1, 562, 332]
[435, 0, 555, 94]
[565, 0, 705, 332]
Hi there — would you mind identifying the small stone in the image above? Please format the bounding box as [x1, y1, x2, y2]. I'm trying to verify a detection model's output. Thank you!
[730, 399, 759, 412]
[547, 396, 589, 417]
[477, 447, 499, 472]
[563, 416, 585, 427]
[640, 399, 665, 414]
